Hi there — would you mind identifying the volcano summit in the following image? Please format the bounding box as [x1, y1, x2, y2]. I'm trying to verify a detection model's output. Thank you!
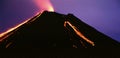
[0, 11, 120, 48]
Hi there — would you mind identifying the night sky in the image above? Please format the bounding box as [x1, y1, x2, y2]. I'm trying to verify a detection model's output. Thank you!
[0, 0, 120, 42]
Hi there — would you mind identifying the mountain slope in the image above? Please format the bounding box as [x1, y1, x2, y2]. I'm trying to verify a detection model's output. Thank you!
[0, 11, 119, 48]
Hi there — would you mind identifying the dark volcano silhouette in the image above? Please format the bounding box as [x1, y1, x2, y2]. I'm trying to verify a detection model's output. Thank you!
[0, 11, 120, 48]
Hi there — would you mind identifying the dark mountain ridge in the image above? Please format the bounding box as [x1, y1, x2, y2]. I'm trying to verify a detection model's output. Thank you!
[0, 11, 120, 48]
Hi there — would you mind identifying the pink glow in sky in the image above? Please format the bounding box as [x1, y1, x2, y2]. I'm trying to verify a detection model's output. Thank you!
[33, 0, 54, 12]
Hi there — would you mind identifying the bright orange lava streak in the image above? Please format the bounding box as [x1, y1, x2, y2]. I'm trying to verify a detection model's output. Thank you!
[34, 0, 54, 12]
[64, 21, 95, 46]
[0, 13, 42, 41]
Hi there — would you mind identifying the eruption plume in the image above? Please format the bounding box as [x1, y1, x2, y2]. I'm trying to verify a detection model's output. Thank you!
[34, 0, 54, 12]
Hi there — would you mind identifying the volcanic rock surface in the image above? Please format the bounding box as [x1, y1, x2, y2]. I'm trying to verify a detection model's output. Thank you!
[0, 11, 120, 48]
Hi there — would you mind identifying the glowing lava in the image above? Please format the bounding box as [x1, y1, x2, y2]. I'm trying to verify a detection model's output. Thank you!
[0, 13, 42, 41]
[64, 21, 95, 46]
[34, 0, 54, 12]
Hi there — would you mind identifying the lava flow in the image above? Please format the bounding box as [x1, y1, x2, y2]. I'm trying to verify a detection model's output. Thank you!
[0, 13, 41, 41]
[64, 21, 95, 46]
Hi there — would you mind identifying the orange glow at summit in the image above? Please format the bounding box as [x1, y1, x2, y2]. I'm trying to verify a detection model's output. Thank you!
[34, 0, 54, 12]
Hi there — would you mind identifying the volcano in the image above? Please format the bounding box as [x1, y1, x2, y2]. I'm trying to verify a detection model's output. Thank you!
[0, 11, 120, 48]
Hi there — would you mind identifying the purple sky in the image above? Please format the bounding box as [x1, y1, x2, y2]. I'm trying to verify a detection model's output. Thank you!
[0, 0, 120, 42]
